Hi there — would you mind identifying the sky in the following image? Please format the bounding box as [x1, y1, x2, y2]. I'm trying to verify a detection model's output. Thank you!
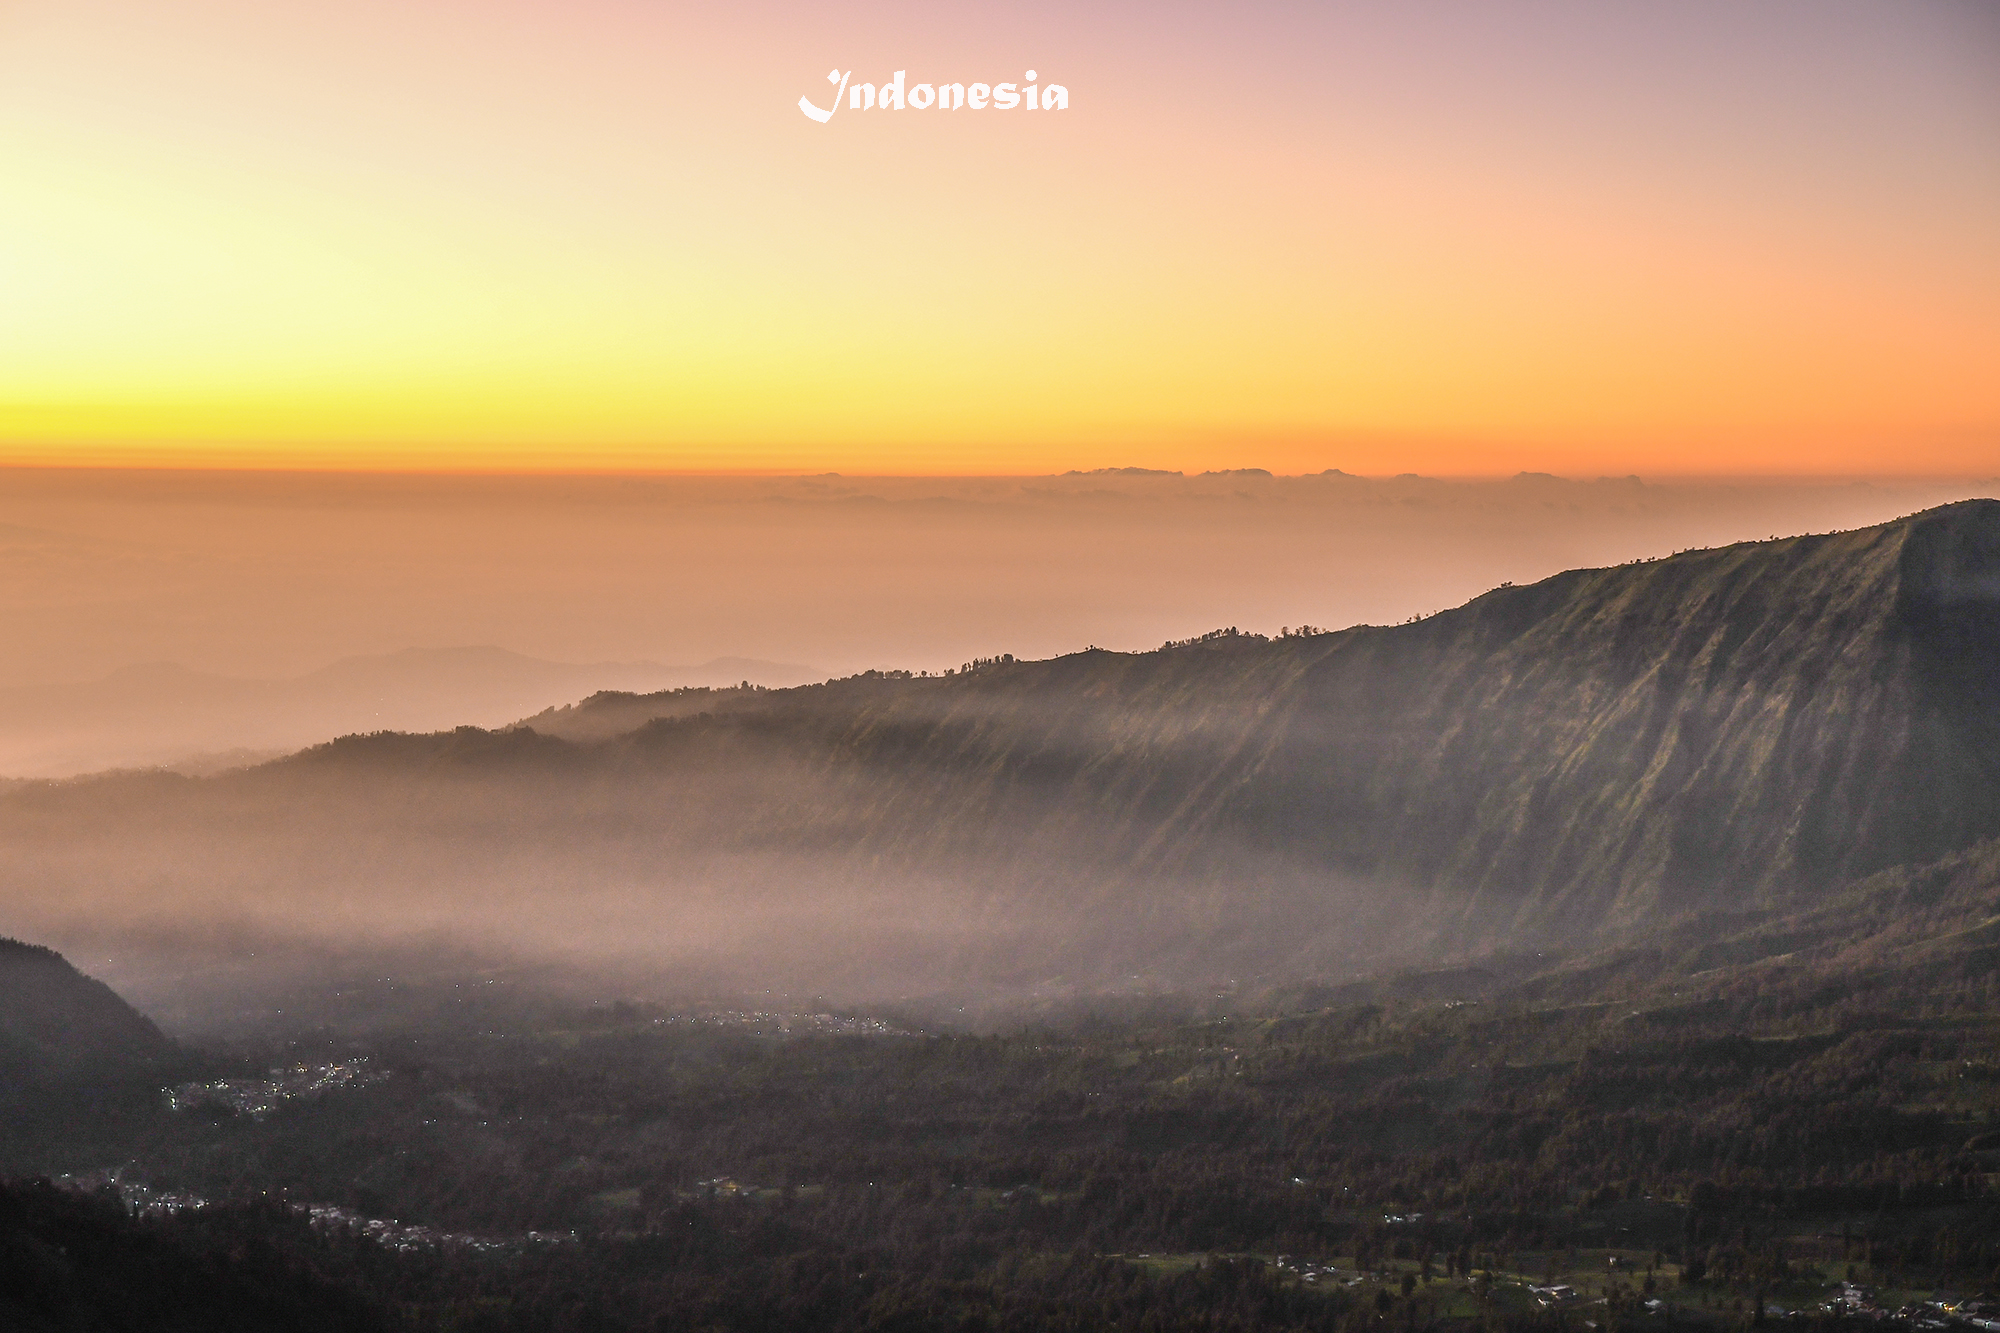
[1, 0, 1996, 475]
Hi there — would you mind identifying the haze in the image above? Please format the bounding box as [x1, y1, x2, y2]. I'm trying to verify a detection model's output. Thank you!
[0, 466, 1992, 777]
[1, 471, 1997, 1037]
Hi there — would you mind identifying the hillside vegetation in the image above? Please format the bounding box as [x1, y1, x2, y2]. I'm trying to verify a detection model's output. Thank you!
[2, 501, 1994, 1002]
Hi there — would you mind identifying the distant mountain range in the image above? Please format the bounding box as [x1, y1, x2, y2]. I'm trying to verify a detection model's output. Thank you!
[2, 501, 1994, 1004]
[0, 647, 821, 778]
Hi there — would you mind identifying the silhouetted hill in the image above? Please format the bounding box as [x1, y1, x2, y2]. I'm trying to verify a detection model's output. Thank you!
[0, 940, 190, 1167]
[0, 502, 1994, 999]
[492, 499, 2000, 939]
[513, 683, 782, 743]
[1223, 494, 2000, 931]
[0, 1181, 385, 1333]
[0, 939, 175, 1081]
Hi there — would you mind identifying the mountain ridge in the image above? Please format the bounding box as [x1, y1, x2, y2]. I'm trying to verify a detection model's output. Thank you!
[0, 937, 177, 1082]
[0, 647, 822, 778]
[468, 500, 2000, 936]
[1, 501, 1994, 996]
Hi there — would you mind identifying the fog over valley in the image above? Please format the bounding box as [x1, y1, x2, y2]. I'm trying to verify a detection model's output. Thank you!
[10, 484, 2000, 1333]
[5, 493, 1996, 1036]
[7, 4, 1997, 1321]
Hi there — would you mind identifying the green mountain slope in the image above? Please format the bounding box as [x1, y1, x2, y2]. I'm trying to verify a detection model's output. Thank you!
[0, 501, 1993, 992]
[1225, 494, 2000, 933]
[493, 498, 2000, 938]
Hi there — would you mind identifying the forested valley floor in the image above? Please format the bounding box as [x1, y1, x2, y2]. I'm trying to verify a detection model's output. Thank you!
[15, 926, 2000, 1333]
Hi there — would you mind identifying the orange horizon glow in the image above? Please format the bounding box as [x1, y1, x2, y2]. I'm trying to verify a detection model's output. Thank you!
[2, 1, 1996, 477]
[2, 456, 1995, 484]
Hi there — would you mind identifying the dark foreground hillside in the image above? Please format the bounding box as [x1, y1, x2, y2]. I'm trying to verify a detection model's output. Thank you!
[14, 839, 2000, 1332]
[0, 940, 194, 1162]
[2, 501, 1996, 1002]
[0, 938, 175, 1073]
[0, 1180, 384, 1333]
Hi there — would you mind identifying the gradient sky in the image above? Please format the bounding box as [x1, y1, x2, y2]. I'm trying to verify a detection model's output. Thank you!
[1, 0, 1996, 474]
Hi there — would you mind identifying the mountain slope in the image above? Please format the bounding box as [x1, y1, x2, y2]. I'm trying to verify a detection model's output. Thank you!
[0, 940, 196, 1169]
[0, 939, 177, 1084]
[1221, 495, 2000, 932]
[500, 499, 2000, 935]
[0, 502, 1993, 996]
[0, 1181, 386, 1333]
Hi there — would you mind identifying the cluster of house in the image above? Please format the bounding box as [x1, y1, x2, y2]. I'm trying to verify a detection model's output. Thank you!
[60, 1173, 210, 1221]
[1274, 1256, 1364, 1286]
[54, 1167, 575, 1256]
[1529, 1284, 1595, 1308]
[652, 1009, 908, 1037]
[301, 1202, 576, 1255]
[162, 1058, 389, 1120]
[1510, 1279, 2000, 1326]
[1787, 1284, 1998, 1328]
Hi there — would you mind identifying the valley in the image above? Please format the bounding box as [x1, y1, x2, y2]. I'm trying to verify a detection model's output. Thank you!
[5, 500, 2000, 1332]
